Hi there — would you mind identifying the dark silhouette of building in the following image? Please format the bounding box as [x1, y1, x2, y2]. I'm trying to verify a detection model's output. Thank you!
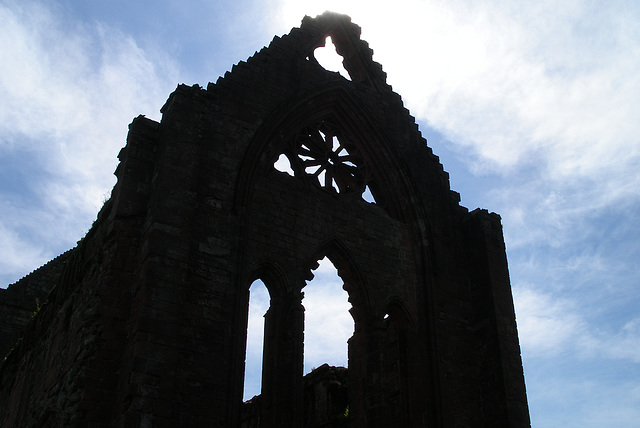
[0, 12, 530, 427]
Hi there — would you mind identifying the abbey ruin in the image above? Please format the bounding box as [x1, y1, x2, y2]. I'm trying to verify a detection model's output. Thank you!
[0, 12, 530, 427]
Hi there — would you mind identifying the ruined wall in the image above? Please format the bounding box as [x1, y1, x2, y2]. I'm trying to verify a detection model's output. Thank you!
[242, 365, 348, 428]
[0, 12, 529, 428]
[0, 249, 74, 359]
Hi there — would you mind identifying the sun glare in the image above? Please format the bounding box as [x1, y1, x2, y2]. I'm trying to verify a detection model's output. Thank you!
[313, 37, 350, 79]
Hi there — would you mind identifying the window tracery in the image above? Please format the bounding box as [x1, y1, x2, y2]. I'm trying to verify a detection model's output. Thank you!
[274, 120, 376, 202]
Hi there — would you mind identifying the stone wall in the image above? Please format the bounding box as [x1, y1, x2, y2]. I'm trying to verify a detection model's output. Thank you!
[242, 365, 348, 428]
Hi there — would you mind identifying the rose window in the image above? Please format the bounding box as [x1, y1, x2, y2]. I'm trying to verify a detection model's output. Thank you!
[274, 121, 375, 201]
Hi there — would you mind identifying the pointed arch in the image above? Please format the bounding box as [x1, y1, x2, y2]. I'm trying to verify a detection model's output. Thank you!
[383, 296, 417, 331]
[248, 261, 291, 298]
[305, 238, 371, 322]
[244, 278, 269, 401]
[227, 15, 447, 424]
[234, 83, 426, 226]
[301, 256, 351, 374]
[243, 262, 305, 426]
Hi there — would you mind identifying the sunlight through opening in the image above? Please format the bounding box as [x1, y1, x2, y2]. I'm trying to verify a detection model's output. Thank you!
[314, 36, 351, 80]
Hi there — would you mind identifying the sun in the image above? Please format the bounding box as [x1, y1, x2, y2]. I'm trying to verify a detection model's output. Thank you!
[274, 0, 395, 38]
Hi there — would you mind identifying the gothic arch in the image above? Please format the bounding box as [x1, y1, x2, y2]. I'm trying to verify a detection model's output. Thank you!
[234, 83, 427, 227]
[383, 296, 416, 330]
[247, 261, 291, 297]
[305, 238, 370, 320]
[231, 80, 440, 427]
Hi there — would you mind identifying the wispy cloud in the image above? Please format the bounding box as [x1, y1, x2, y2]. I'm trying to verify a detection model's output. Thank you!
[514, 286, 585, 357]
[603, 317, 640, 363]
[364, 0, 640, 181]
[0, 1, 179, 285]
[2, 1, 638, 425]
[515, 285, 640, 364]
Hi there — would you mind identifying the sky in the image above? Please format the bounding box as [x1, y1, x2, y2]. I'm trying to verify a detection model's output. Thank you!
[1, 0, 639, 426]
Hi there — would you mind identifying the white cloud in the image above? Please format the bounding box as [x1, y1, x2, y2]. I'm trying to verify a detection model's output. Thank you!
[0, 1, 179, 285]
[514, 286, 585, 357]
[515, 285, 640, 364]
[0, 3, 635, 425]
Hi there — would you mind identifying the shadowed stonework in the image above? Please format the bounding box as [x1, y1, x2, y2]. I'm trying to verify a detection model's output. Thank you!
[0, 12, 530, 427]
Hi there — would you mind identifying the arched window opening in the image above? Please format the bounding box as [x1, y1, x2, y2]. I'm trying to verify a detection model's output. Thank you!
[313, 36, 351, 80]
[302, 256, 353, 374]
[243, 279, 270, 401]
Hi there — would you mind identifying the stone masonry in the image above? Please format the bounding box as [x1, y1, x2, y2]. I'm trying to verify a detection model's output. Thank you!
[0, 12, 530, 427]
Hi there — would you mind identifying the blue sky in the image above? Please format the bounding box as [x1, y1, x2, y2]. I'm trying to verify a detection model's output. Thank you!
[1, 0, 639, 426]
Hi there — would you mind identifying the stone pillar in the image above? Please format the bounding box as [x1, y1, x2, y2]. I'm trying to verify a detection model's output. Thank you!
[382, 317, 410, 427]
[366, 316, 392, 428]
[347, 329, 365, 428]
[261, 292, 304, 427]
[348, 313, 391, 428]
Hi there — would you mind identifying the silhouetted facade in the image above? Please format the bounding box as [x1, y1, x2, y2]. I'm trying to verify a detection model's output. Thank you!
[0, 12, 530, 427]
